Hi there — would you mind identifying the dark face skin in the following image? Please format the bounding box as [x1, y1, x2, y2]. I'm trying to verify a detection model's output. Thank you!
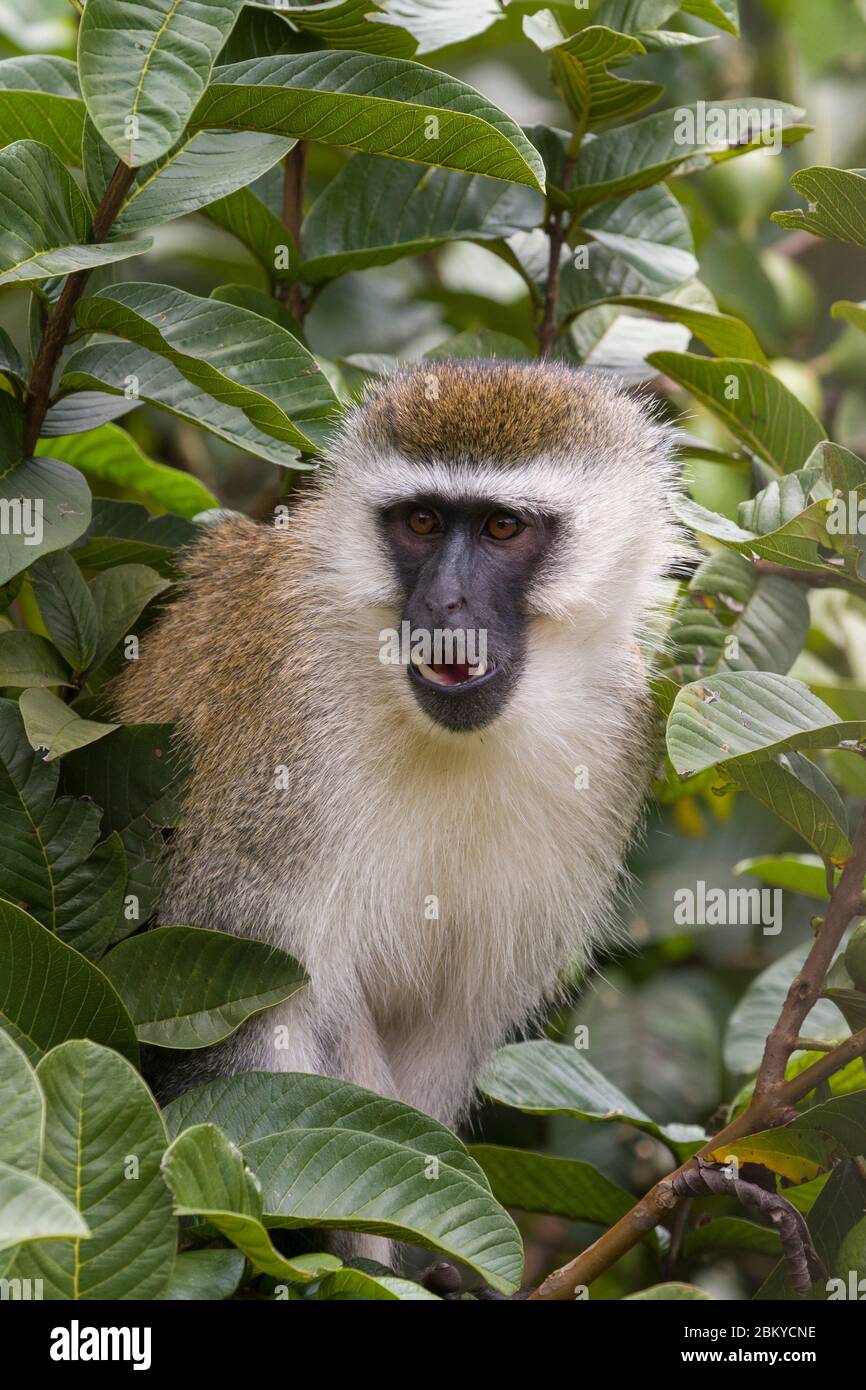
[379, 496, 556, 732]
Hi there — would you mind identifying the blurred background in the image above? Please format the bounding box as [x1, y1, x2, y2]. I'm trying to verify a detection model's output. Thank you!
[4, 0, 865, 1297]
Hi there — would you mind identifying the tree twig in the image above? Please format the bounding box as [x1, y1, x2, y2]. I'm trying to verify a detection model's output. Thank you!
[528, 802, 866, 1300]
[276, 141, 307, 323]
[24, 159, 136, 452]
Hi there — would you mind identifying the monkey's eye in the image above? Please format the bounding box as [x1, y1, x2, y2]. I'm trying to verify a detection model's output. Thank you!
[407, 508, 440, 536]
[484, 513, 524, 541]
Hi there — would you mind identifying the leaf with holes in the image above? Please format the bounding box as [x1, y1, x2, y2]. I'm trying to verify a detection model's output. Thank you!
[666, 672, 866, 778]
[772, 167, 866, 247]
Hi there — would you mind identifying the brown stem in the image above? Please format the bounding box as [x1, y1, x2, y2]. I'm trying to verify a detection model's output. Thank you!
[276, 141, 307, 323]
[753, 559, 866, 597]
[537, 207, 569, 358]
[536, 139, 579, 358]
[755, 810, 866, 1099]
[528, 804, 866, 1300]
[24, 159, 136, 452]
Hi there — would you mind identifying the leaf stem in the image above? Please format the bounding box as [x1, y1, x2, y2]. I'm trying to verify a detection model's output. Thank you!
[24, 159, 136, 453]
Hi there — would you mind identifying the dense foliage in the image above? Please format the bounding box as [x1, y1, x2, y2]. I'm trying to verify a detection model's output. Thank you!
[0, 0, 865, 1303]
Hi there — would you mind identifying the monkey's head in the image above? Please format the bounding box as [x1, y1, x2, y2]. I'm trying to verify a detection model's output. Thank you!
[319, 360, 680, 734]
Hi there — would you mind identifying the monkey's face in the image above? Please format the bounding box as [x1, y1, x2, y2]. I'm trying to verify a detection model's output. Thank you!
[379, 497, 557, 732]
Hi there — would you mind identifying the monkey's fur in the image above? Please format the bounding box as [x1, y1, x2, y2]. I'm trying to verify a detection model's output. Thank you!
[115, 361, 681, 1127]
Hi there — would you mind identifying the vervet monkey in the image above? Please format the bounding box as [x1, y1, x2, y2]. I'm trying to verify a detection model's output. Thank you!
[115, 361, 681, 1126]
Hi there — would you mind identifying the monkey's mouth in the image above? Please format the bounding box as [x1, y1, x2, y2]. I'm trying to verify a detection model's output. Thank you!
[409, 655, 498, 692]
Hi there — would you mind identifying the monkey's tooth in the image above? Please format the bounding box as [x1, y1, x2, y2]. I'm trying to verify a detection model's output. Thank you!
[416, 659, 449, 686]
[468, 660, 488, 679]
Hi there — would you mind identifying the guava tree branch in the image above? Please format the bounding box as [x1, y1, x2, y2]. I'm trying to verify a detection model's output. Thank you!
[24, 159, 136, 452]
[528, 803, 866, 1301]
[276, 141, 307, 323]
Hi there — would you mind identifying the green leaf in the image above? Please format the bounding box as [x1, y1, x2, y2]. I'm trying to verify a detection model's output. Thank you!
[74, 283, 339, 452]
[561, 100, 806, 211]
[680, 0, 739, 34]
[62, 721, 187, 930]
[255, 0, 418, 57]
[666, 672, 866, 777]
[14, 1040, 175, 1298]
[100, 925, 308, 1049]
[322, 0, 499, 55]
[244, 1123, 522, 1293]
[0, 140, 151, 285]
[0, 898, 138, 1064]
[0, 630, 71, 687]
[0, 1029, 42, 1171]
[87, 562, 171, 672]
[163, 1071, 491, 1191]
[728, 752, 851, 863]
[29, 550, 98, 672]
[648, 353, 826, 472]
[468, 1144, 637, 1227]
[315, 1268, 439, 1300]
[78, 0, 246, 166]
[35, 425, 218, 519]
[576, 294, 766, 362]
[162, 1124, 341, 1282]
[0, 56, 84, 164]
[734, 853, 829, 900]
[674, 446, 866, 589]
[191, 53, 546, 190]
[832, 299, 866, 335]
[70, 498, 198, 576]
[772, 167, 866, 247]
[0, 1161, 90, 1253]
[157, 1247, 245, 1300]
[83, 114, 293, 232]
[19, 689, 118, 767]
[204, 181, 297, 283]
[523, 17, 662, 133]
[42, 391, 141, 437]
[20, 688, 118, 763]
[554, 184, 696, 312]
[0, 455, 92, 586]
[661, 550, 809, 684]
[682, 1217, 781, 1259]
[480, 1041, 705, 1157]
[59, 342, 310, 469]
[0, 323, 24, 393]
[756, 1160, 863, 1299]
[724, 940, 847, 1075]
[300, 153, 541, 284]
[0, 699, 131, 948]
